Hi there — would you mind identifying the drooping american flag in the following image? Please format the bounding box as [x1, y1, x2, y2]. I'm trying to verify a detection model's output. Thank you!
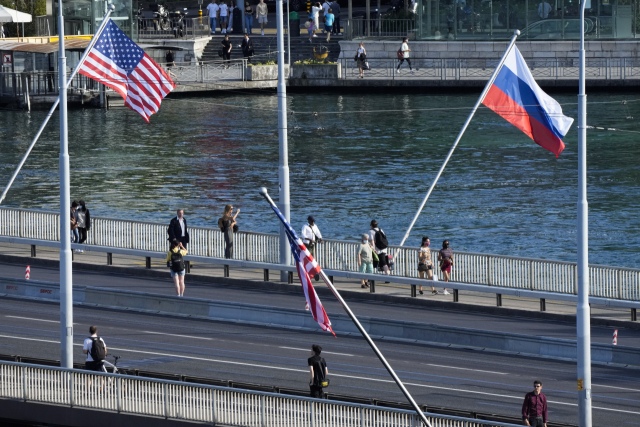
[78, 19, 175, 123]
[269, 204, 334, 336]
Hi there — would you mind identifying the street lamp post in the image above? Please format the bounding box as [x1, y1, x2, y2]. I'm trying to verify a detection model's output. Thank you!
[577, 0, 592, 425]
[58, 0, 73, 370]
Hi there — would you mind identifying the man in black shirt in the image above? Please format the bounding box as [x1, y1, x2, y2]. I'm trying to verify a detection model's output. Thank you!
[307, 344, 328, 398]
[165, 50, 176, 67]
[221, 35, 232, 68]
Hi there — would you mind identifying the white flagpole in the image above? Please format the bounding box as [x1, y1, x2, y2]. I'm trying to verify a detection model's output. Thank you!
[398, 30, 520, 247]
[259, 187, 433, 427]
[0, 4, 115, 206]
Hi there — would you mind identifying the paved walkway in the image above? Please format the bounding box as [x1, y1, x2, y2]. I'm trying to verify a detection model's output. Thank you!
[0, 242, 635, 324]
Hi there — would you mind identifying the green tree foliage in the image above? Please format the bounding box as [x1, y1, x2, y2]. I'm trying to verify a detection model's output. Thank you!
[0, 0, 47, 37]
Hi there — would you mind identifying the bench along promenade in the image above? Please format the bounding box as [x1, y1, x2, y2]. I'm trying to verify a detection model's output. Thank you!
[0, 206, 638, 320]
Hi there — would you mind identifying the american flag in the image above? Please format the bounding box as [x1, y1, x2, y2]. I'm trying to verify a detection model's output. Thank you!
[269, 204, 334, 336]
[78, 19, 175, 123]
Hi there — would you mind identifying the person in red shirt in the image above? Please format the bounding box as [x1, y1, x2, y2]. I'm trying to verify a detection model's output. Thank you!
[522, 380, 548, 427]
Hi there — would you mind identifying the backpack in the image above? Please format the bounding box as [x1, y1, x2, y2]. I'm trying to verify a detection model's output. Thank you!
[374, 229, 388, 250]
[90, 337, 106, 362]
[171, 250, 185, 272]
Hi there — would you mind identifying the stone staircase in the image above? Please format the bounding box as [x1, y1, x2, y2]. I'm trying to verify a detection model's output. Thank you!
[200, 33, 342, 64]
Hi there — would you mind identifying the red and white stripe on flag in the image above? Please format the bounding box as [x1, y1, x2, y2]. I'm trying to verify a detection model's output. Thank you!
[77, 19, 175, 123]
[295, 261, 334, 336]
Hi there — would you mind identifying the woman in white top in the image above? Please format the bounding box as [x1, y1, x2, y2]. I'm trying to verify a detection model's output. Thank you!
[418, 236, 436, 295]
[355, 42, 366, 78]
[311, 2, 322, 36]
[219, 1, 229, 33]
[396, 37, 413, 73]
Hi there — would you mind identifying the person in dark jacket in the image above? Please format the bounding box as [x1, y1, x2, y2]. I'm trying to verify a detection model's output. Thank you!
[308, 344, 328, 398]
[330, 0, 341, 34]
[522, 380, 548, 427]
[168, 209, 190, 249]
[241, 33, 254, 63]
[221, 34, 232, 67]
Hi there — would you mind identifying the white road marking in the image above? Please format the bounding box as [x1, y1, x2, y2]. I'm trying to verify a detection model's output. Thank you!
[0, 333, 638, 415]
[422, 363, 507, 375]
[594, 384, 640, 393]
[143, 331, 213, 340]
[279, 346, 355, 357]
[5, 316, 76, 324]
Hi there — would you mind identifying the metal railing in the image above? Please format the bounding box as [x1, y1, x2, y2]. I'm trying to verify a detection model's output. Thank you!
[0, 71, 100, 100]
[0, 360, 520, 427]
[138, 17, 210, 40]
[1, 206, 639, 301]
[339, 57, 640, 81]
[346, 18, 416, 40]
[162, 58, 249, 83]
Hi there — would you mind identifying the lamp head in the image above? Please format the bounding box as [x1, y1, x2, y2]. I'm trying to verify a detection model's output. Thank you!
[259, 187, 268, 197]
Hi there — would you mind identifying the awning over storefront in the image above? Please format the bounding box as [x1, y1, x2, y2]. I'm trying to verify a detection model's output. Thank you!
[0, 5, 32, 23]
[0, 39, 90, 53]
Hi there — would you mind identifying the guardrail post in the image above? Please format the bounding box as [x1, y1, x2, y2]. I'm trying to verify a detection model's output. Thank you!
[359, 406, 363, 427]
[145, 257, 151, 269]
[31, 245, 36, 257]
[529, 262, 534, 290]
[617, 268, 622, 299]
[369, 280, 375, 293]
[329, 275, 334, 284]
[224, 265, 229, 277]
[496, 294, 502, 306]
[117, 376, 122, 413]
[19, 210, 24, 237]
[453, 289, 459, 302]
[164, 383, 168, 419]
[107, 253, 112, 265]
[260, 394, 265, 426]
[540, 298, 546, 311]
[264, 269, 269, 281]
[288, 271, 293, 284]
[22, 366, 26, 402]
[411, 284, 416, 297]
[632, 308, 637, 322]
[486, 255, 491, 285]
[186, 261, 191, 274]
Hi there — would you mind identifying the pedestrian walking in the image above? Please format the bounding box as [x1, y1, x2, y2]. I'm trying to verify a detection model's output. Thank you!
[227, 3, 234, 32]
[311, 2, 322, 36]
[324, 8, 335, 41]
[396, 37, 413, 73]
[241, 33, 254, 63]
[219, 204, 240, 259]
[83, 326, 107, 372]
[75, 200, 91, 249]
[168, 209, 190, 250]
[70, 202, 80, 244]
[330, 0, 341, 34]
[244, 1, 254, 33]
[418, 236, 436, 295]
[256, 0, 268, 35]
[521, 380, 548, 427]
[301, 215, 323, 258]
[206, 0, 219, 34]
[438, 240, 453, 295]
[308, 344, 329, 398]
[219, 1, 229, 33]
[167, 239, 188, 297]
[358, 234, 374, 288]
[355, 42, 366, 78]
[369, 220, 391, 279]
[305, 18, 315, 41]
[221, 34, 232, 67]
[322, 0, 331, 26]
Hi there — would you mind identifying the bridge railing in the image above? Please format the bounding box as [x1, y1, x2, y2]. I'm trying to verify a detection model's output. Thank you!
[0, 360, 521, 427]
[1, 206, 639, 301]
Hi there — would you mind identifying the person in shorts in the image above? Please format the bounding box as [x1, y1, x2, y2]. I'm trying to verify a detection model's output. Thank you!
[438, 240, 453, 295]
[418, 236, 436, 295]
[219, 1, 229, 33]
[308, 344, 328, 398]
[256, 0, 268, 35]
[358, 234, 374, 288]
[167, 238, 188, 297]
[369, 220, 390, 280]
[83, 325, 106, 372]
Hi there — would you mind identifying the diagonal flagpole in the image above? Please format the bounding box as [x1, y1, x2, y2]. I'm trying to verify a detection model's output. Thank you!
[259, 187, 433, 427]
[0, 4, 115, 205]
[398, 30, 520, 247]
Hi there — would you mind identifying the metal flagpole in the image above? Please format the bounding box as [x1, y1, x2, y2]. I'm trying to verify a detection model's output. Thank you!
[276, 0, 292, 281]
[398, 30, 520, 247]
[577, 0, 592, 424]
[260, 186, 432, 427]
[0, 5, 115, 206]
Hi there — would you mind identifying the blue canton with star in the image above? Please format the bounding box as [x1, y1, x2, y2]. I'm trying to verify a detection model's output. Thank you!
[94, 20, 145, 75]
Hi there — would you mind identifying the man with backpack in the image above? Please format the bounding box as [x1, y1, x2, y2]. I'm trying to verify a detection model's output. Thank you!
[308, 344, 329, 398]
[83, 325, 107, 371]
[369, 220, 391, 279]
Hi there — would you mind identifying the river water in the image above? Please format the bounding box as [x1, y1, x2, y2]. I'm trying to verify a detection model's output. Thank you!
[1, 92, 639, 267]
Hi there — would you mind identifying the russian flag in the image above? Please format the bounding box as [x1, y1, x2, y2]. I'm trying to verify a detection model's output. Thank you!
[482, 46, 574, 157]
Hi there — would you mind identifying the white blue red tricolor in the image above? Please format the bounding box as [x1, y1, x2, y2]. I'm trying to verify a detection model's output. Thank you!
[268, 204, 334, 336]
[482, 46, 574, 157]
[78, 19, 175, 123]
